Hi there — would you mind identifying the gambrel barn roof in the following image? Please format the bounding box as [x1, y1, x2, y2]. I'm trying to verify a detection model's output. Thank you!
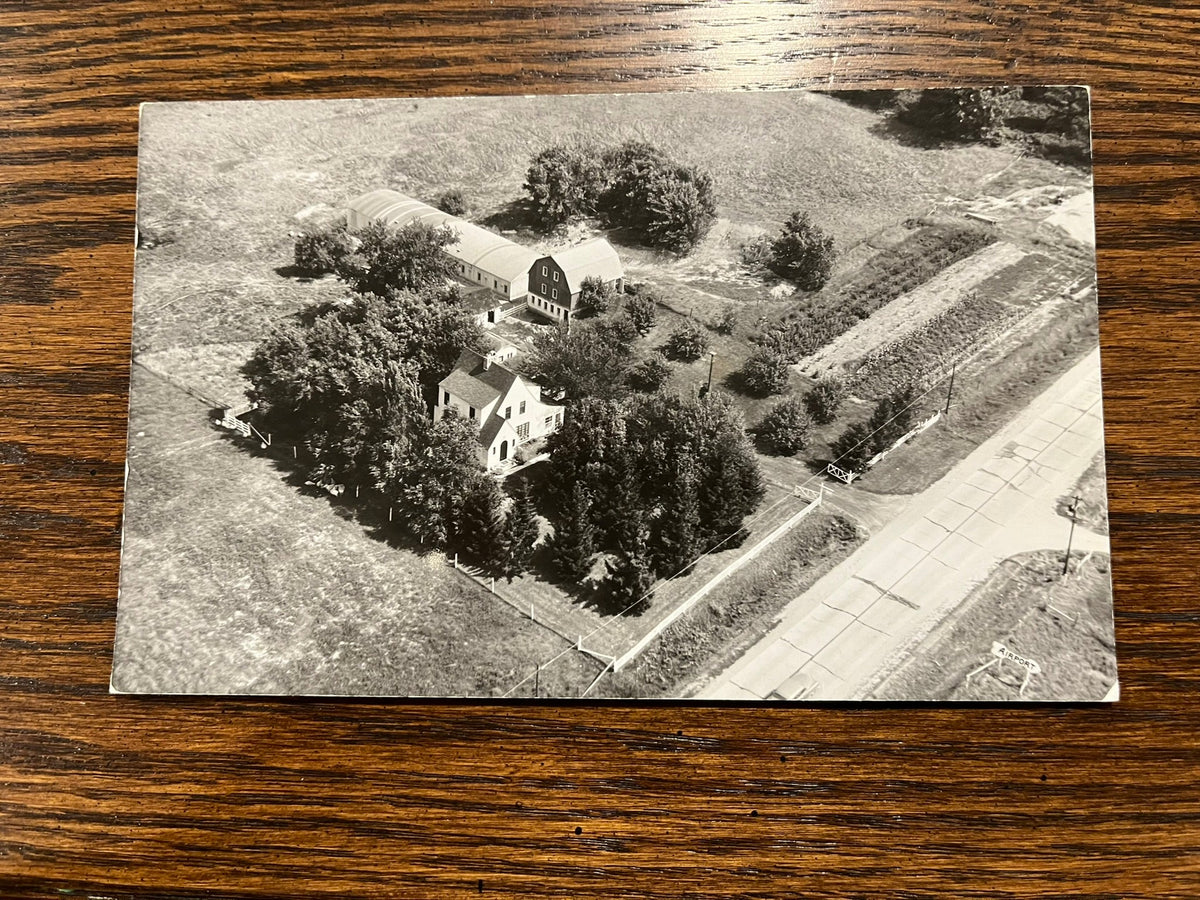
[346, 189, 537, 284]
[547, 237, 623, 294]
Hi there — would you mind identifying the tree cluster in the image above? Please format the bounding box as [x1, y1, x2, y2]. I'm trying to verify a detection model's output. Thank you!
[829, 385, 920, 475]
[540, 392, 765, 611]
[523, 141, 717, 253]
[334, 220, 460, 299]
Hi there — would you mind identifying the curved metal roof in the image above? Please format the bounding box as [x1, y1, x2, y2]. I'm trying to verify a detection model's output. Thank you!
[346, 189, 536, 284]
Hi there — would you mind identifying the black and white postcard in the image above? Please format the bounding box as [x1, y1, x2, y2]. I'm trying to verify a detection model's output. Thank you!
[113, 88, 1115, 701]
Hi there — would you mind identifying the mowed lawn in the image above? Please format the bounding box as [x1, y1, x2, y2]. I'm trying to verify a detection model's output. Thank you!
[112, 367, 596, 697]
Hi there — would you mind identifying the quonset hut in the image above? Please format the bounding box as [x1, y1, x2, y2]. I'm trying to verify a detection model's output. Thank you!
[346, 189, 537, 312]
[346, 188, 623, 326]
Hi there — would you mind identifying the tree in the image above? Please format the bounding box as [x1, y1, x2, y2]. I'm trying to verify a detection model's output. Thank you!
[804, 375, 847, 425]
[894, 88, 1008, 145]
[623, 290, 658, 336]
[550, 482, 597, 584]
[435, 189, 467, 216]
[523, 322, 635, 401]
[665, 319, 709, 362]
[524, 145, 605, 230]
[605, 509, 654, 615]
[739, 347, 791, 396]
[385, 415, 490, 548]
[757, 398, 813, 456]
[627, 353, 672, 392]
[648, 460, 700, 578]
[600, 141, 670, 224]
[634, 164, 717, 253]
[577, 275, 615, 317]
[293, 221, 353, 277]
[830, 420, 875, 474]
[867, 384, 918, 453]
[500, 481, 541, 580]
[455, 476, 508, 574]
[335, 220, 459, 297]
[769, 212, 835, 291]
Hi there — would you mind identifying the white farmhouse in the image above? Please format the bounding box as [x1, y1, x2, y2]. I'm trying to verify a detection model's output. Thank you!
[435, 349, 564, 469]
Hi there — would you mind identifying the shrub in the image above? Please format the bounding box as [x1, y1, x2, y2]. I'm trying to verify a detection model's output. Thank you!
[628, 353, 672, 392]
[757, 399, 813, 456]
[769, 212, 836, 291]
[739, 233, 774, 271]
[713, 308, 738, 336]
[623, 291, 658, 336]
[740, 348, 791, 396]
[665, 319, 709, 362]
[435, 189, 467, 216]
[804, 375, 847, 425]
[293, 221, 353, 277]
[524, 145, 606, 230]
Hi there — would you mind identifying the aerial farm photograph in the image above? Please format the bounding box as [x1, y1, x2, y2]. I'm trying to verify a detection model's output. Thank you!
[111, 88, 1115, 701]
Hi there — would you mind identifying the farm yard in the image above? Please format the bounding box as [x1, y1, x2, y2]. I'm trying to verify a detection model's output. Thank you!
[115, 89, 1106, 698]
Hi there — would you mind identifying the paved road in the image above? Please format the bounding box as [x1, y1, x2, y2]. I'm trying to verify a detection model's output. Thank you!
[699, 348, 1108, 701]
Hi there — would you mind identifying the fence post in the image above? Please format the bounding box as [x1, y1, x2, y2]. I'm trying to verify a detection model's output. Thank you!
[490, 576, 495, 594]
[454, 552, 458, 570]
[388, 506, 393, 522]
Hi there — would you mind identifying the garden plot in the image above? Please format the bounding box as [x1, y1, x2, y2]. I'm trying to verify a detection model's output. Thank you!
[796, 241, 1027, 378]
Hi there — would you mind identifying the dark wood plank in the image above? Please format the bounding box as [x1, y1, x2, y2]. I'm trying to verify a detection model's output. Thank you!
[2, 1, 1198, 896]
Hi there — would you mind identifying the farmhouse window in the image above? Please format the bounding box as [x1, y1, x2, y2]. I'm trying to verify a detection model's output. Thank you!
[517, 423, 530, 440]
[504, 406, 511, 419]
[553, 272, 559, 282]
[551, 289, 558, 300]
[468, 406, 476, 419]
[519, 401, 526, 414]
[555, 413, 562, 427]
[544, 416, 552, 427]
[443, 391, 450, 405]
[541, 265, 547, 276]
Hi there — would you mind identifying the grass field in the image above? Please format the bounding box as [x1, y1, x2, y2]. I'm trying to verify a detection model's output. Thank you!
[112, 368, 597, 697]
[871, 550, 1116, 701]
[1059, 451, 1110, 536]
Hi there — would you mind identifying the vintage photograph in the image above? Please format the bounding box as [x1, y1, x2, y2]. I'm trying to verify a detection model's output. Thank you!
[112, 88, 1115, 701]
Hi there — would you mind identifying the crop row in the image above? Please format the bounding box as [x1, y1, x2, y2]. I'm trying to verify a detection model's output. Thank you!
[758, 224, 998, 362]
[848, 291, 1024, 400]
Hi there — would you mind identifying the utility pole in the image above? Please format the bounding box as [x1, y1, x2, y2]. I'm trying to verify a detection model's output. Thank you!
[700, 351, 715, 399]
[1063, 495, 1081, 575]
[944, 361, 957, 416]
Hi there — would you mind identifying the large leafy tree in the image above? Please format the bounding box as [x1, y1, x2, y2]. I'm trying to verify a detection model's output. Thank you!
[381, 414, 489, 549]
[605, 510, 655, 615]
[523, 322, 635, 401]
[335, 220, 459, 297]
[769, 211, 836, 291]
[895, 88, 1009, 145]
[524, 146, 606, 230]
[648, 459, 701, 578]
[739, 347, 791, 397]
[830, 420, 876, 474]
[632, 164, 717, 253]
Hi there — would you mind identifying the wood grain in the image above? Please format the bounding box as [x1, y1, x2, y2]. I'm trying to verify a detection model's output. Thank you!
[2, 1, 1199, 896]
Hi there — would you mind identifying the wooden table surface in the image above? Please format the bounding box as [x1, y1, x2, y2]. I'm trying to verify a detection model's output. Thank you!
[2, 2, 1198, 897]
